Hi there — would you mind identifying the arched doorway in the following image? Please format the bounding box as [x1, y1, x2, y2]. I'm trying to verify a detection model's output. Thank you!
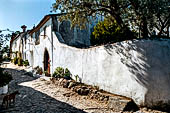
[44, 48, 50, 74]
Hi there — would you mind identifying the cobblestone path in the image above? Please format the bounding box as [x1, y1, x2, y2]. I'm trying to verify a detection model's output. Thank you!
[0, 62, 110, 113]
[0, 62, 167, 113]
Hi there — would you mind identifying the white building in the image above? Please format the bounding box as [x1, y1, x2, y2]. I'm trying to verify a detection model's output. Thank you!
[11, 14, 91, 73]
[10, 14, 170, 108]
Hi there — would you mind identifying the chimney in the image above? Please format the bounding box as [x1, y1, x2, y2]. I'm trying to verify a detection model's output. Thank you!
[21, 25, 27, 32]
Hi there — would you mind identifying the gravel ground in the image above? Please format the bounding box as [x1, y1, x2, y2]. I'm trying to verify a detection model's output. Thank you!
[0, 62, 168, 113]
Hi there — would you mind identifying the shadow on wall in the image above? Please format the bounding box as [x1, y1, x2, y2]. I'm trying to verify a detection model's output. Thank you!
[104, 39, 170, 111]
[59, 21, 74, 44]
[0, 68, 87, 113]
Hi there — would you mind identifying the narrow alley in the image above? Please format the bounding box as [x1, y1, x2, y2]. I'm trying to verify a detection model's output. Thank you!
[0, 62, 110, 113]
[0, 62, 167, 113]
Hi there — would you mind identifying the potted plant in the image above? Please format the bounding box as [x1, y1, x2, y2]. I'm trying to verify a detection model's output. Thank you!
[23, 60, 29, 67]
[43, 71, 50, 77]
[0, 68, 13, 94]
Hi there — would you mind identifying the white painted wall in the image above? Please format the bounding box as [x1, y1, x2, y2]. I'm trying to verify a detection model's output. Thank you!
[19, 15, 170, 107]
[51, 37, 170, 107]
[11, 35, 22, 59]
[32, 18, 52, 71]
[22, 34, 34, 67]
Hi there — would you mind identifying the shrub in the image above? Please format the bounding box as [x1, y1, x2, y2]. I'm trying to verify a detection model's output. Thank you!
[13, 57, 18, 65]
[52, 67, 71, 79]
[0, 68, 13, 87]
[52, 67, 64, 78]
[23, 60, 29, 66]
[90, 18, 125, 45]
[18, 58, 23, 66]
[64, 68, 71, 77]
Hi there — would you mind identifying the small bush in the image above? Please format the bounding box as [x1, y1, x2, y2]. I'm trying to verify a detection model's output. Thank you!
[23, 60, 29, 66]
[64, 68, 71, 77]
[53, 67, 71, 79]
[0, 68, 13, 87]
[90, 18, 125, 45]
[52, 67, 64, 78]
[18, 58, 23, 66]
[13, 57, 18, 65]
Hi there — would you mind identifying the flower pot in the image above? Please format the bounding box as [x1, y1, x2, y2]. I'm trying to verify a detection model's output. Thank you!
[0, 85, 8, 94]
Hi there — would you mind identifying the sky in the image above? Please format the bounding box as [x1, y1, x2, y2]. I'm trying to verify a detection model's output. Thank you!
[0, 0, 55, 33]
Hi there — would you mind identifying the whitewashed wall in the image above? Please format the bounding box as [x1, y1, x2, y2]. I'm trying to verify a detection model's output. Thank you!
[11, 36, 21, 59]
[23, 34, 34, 67]
[52, 36, 170, 107]
[33, 18, 52, 70]
[28, 16, 170, 107]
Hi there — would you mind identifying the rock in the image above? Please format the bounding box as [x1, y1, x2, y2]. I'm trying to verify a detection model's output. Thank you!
[77, 88, 89, 96]
[59, 78, 64, 83]
[104, 97, 109, 101]
[68, 81, 77, 89]
[39, 78, 46, 81]
[141, 107, 148, 111]
[59, 78, 66, 85]
[92, 89, 98, 94]
[63, 92, 71, 97]
[50, 77, 57, 84]
[107, 96, 139, 112]
[90, 94, 94, 99]
[81, 86, 87, 89]
[99, 96, 104, 101]
[63, 81, 70, 88]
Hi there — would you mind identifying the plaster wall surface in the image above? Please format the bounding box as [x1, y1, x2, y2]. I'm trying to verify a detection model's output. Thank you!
[22, 15, 170, 107]
[32, 18, 52, 71]
[11, 36, 22, 59]
[52, 37, 170, 107]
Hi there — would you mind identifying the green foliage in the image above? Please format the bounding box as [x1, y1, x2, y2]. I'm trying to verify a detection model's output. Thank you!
[74, 75, 79, 82]
[91, 19, 125, 45]
[13, 57, 18, 65]
[0, 68, 13, 87]
[0, 33, 11, 51]
[23, 60, 29, 66]
[52, 67, 71, 78]
[18, 58, 23, 66]
[53, 67, 64, 78]
[64, 68, 71, 77]
[52, 0, 170, 38]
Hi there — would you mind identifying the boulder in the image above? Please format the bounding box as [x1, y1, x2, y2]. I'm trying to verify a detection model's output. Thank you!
[107, 96, 139, 112]
[77, 88, 89, 96]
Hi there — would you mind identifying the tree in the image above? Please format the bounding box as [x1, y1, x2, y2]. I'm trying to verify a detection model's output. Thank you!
[0, 33, 10, 51]
[0, 29, 13, 62]
[91, 18, 125, 45]
[127, 0, 170, 38]
[52, 0, 170, 38]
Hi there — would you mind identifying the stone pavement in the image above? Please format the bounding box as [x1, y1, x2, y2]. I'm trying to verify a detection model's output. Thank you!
[0, 62, 167, 113]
